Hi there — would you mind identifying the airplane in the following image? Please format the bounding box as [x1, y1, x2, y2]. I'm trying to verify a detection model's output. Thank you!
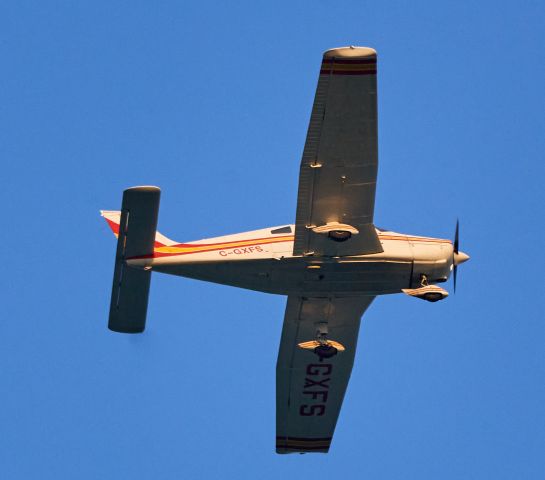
[101, 46, 469, 454]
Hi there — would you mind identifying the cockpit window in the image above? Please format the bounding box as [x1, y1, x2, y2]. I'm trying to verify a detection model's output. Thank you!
[271, 226, 292, 234]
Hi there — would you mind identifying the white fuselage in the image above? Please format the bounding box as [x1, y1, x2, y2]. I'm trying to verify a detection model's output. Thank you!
[127, 225, 454, 297]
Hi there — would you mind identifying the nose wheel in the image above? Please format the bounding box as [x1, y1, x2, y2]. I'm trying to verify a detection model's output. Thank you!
[422, 292, 444, 302]
[402, 275, 449, 302]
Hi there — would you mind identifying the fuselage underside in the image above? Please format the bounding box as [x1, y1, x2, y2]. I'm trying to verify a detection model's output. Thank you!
[127, 225, 454, 296]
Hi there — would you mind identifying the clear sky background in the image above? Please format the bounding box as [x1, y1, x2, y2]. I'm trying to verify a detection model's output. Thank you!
[2, 1, 545, 478]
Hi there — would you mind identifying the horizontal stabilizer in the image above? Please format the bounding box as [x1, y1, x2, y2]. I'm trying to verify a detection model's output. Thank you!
[108, 186, 160, 333]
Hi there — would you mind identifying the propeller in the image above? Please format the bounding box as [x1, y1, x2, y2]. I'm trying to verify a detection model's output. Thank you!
[452, 219, 470, 293]
[453, 220, 459, 293]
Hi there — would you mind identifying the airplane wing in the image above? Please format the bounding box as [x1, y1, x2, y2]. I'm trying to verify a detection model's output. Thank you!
[293, 46, 383, 257]
[276, 295, 374, 453]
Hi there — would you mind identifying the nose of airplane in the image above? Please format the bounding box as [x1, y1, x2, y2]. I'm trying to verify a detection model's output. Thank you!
[453, 250, 470, 266]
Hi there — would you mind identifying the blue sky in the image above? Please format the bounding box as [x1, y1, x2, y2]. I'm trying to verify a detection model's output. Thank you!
[2, 1, 545, 478]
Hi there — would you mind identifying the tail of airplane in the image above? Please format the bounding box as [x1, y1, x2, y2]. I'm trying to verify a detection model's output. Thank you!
[101, 186, 162, 333]
[100, 209, 177, 247]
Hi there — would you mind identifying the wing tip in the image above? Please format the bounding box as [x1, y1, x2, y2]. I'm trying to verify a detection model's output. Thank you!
[276, 436, 332, 454]
[124, 185, 161, 194]
[323, 46, 376, 58]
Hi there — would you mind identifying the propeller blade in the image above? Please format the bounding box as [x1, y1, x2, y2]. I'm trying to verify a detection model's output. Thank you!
[454, 219, 459, 254]
[453, 219, 460, 294]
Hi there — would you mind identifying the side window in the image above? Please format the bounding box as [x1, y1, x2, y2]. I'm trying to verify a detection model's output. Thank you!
[271, 226, 292, 234]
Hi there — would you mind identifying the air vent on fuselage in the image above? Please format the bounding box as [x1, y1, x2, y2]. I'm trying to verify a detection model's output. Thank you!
[271, 226, 292, 234]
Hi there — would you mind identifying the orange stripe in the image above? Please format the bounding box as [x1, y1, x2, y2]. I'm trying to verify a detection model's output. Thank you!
[379, 234, 451, 244]
[156, 236, 294, 252]
[164, 235, 293, 249]
[146, 236, 295, 258]
[129, 231, 449, 259]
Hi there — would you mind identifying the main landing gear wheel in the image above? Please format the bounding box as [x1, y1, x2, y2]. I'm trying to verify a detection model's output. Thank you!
[314, 344, 338, 360]
[328, 230, 352, 242]
[423, 292, 443, 302]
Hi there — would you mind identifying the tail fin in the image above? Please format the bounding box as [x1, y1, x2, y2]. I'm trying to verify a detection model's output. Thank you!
[101, 210, 177, 247]
[104, 186, 161, 333]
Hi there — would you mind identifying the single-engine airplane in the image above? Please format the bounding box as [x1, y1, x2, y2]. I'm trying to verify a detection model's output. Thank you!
[101, 46, 469, 454]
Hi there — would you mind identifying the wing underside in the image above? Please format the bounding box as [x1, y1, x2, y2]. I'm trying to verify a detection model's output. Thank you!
[276, 295, 374, 453]
[294, 47, 382, 257]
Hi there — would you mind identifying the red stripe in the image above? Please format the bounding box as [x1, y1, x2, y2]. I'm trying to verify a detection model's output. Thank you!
[276, 445, 330, 451]
[104, 218, 120, 235]
[322, 58, 376, 65]
[320, 70, 376, 76]
[105, 217, 166, 247]
[276, 436, 332, 441]
[128, 238, 294, 259]
[166, 235, 292, 249]
[380, 236, 451, 244]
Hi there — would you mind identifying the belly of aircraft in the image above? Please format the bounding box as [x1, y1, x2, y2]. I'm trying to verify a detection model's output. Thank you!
[152, 257, 413, 296]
